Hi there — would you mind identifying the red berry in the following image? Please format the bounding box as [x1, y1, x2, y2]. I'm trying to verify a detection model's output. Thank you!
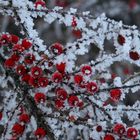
[86, 82, 98, 94]
[31, 66, 43, 78]
[117, 35, 125, 45]
[56, 62, 66, 74]
[72, 29, 82, 38]
[11, 34, 19, 44]
[0, 112, 2, 121]
[127, 127, 138, 139]
[68, 96, 79, 107]
[29, 76, 39, 88]
[72, 16, 77, 27]
[129, 51, 140, 60]
[129, 0, 137, 9]
[56, 88, 67, 100]
[34, 92, 46, 104]
[104, 134, 115, 140]
[24, 53, 35, 64]
[51, 43, 63, 55]
[11, 53, 20, 62]
[4, 58, 15, 68]
[35, 0, 46, 9]
[38, 77, 49, 87]
[0, 34, 11, 44]
[110, 89, 122, 101]
[13, 44, 25, 52]
[19, 114, 30, 124]
[21, 74, 31, 83]
[12, 123, 25, 135]
[113, 123, 125, 135]
[21, 39, 32, 50]
[52, 71, 63, 83]
[74, 74, 83, 85]
[34, 128, 46, 139]
[55, 99, 64, 109]
[96, 125, 102, 132]
[16, 65, 26, 76]
[55, 0, 69, 7]
[81, 65, 92, 75]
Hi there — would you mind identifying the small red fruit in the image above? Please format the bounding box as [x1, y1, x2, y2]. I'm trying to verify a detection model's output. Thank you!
[56, 88, 67, 100]
[81, 65, 92, 75]
[68, 96, 79, 107]
[34, 128, 46, 139]
[34, 92, 46, 104]
[129, 51, 140, 60]
[74, 74, 83, 85]
[11, 34, 19, 44]
[113, 123, 125, 135]
[104, 134, 115, 140]
[21, 39, 32, 50]
[4, 58, 15, 68]
[16, 65, 26, 76]
[55, 99, 64, 109]
[24, 53, 35, 64]
[86, 82, 98, 94]
[31, 66, 43, 78]
[19, 114, 30, 124]
[117, 35, 125, 45]
[110, 89, 122, 101]
[56, 62, 66, 74]
[12, 123, 25, 135]
[52, 71, 63, 83]
[127, 127, 138, 139]
[38, 77, 49, 87]
[35, 0, 46, 9]
[51, 43, 63, 55]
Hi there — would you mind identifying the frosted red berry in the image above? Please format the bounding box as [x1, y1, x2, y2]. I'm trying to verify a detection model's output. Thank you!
[19, 113, 30, 124]
[56, 88, 67, 100]
[72, 16, 77, 27]
[72, 29, 82, 38]
[127, 127, 138, 139]
[11, 53, 20, 62]
[96, 125, 102, 132]
[34, 92, 46, 104]
[34, 127, 46, 139]
[51, 43, 63, 55]
[113, 123, 125, 135]
[86, 82, 98, 94]
[4, 58, 15, 68]
[24, 53, 35, 64]
[56, 62, 66, 74]
[35, 0, 46, 9]
[104, 134, 115, 140]
[13, 44, 25, 53]
[129, 51, 140, 60]
[0, 34, 11, 44]
[110, 89, 122, 101]
[11, 34, 19, 44]
[74, 74, 83, 85]
[29, 76, 39, 88]
[31, 66, 43, 78]
[117, 35, 125, 45]
[52, 71, 63, 83]
[55, 99, 64, 109]
[21, 74, 31, 83]
[21, 39, 32, 50]
[12, 123, 25, 135]
[68, 96, 79, 107]
[38, 77, 49, 87]
[81, 65, 92, 75]
[16, 65, 26, 75]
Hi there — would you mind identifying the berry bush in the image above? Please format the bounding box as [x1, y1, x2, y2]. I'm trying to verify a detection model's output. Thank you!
[0, 0, 140, 140]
